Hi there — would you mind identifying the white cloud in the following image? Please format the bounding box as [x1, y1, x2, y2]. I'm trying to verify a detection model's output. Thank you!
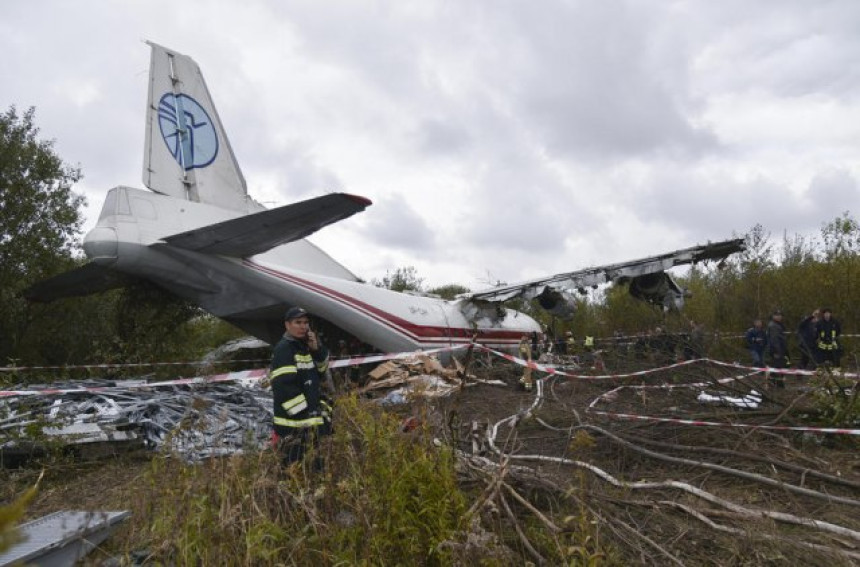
[2, 0, 859, 290]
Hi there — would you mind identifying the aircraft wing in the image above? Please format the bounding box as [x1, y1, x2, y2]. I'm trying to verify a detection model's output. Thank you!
[163, 193, 372, 257]
[465, 238, 745, 303]
[24, 262, 132, 302]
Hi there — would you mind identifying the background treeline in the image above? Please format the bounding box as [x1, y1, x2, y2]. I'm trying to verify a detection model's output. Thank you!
[594, 217, 859, 340]
[0, 106, 245, 373]
[2, 106, 857, 372]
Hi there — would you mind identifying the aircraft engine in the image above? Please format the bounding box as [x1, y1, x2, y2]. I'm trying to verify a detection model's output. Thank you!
[536, 287, 577, 319]
[628, 272, 688, 311]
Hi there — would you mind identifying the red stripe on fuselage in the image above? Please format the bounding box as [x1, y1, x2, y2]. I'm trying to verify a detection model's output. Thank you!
[245, 260, 524, 345]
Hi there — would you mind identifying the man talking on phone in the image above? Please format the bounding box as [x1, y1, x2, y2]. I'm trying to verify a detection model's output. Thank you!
[270, 306, 332, 466]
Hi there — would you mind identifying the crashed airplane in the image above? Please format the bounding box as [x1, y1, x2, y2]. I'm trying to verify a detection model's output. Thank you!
[26, 42, 745, 352]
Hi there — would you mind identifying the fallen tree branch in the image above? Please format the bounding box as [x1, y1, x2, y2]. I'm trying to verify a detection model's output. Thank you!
[501, 481, 560, 533]
[661, 500, 860, 562]
[570, 422, 860, 509]
[499, 490, 544, 564]
[485, 422, 860, 542]
[612, 429, 860, 490]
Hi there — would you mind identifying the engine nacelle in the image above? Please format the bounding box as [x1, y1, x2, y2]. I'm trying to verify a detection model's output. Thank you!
[628, 272, 688, 311]
[536, 287, 577, 319]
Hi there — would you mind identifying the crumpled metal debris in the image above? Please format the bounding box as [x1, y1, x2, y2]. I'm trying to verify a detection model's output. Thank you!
[1, 377, 273, 462]
[697, 389, 762, 409]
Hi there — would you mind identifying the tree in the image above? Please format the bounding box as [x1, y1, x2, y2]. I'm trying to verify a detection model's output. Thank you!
[427, 284, 470, 300]
[373, 266, 424, 293]
[0, 106, 84, 363]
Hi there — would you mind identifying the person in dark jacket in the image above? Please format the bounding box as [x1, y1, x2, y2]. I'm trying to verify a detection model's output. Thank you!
[270, 306, 331, 466]
[796, 309, 820, 370]
[815, 308, 842, 367]
[766, 310, 788, 386]
[745, 318, 767, 367]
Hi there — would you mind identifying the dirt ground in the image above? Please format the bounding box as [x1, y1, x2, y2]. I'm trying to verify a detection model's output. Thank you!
[3, 349, 860, 565]
[430, 351, 860, 565]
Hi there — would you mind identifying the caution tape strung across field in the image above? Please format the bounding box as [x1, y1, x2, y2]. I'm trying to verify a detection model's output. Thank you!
[0, 345, 469, 397]
[481, 345, 860, 435]
[585, 410, 860, 436]
[0, 359, 270, 372]
[2, 342, 858, 435]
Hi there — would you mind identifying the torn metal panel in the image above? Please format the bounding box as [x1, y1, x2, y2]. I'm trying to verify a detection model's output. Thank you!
[0, 510, 130, 567]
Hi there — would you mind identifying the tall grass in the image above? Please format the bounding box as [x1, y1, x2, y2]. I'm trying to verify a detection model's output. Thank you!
[128, 395, 469, 565]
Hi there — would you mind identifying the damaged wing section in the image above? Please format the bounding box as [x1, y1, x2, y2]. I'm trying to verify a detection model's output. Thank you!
[463, 238, 745, 317]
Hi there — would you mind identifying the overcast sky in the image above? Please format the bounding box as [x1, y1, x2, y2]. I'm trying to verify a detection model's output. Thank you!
[2, 1, 859, 289]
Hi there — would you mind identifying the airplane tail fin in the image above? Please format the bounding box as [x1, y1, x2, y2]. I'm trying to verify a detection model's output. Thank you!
[143, 41, 252, 212]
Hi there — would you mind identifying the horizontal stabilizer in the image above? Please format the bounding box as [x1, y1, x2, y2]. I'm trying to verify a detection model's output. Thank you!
[163, 193, 372, 257]
[24, 263, 132, 302]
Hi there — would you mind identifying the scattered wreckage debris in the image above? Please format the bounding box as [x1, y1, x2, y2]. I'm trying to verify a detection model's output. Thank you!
[3, 345, 860, 565]
[1, 377, 273, 465]
[697, 389, 762, 409]
[437, 356, 860, 565]
[0, 352, 482, 464]
[0, 510, 130, 567]
[359, 353, 507, 405]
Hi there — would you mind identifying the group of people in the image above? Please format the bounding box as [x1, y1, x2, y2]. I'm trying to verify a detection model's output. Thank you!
[268, 304, 846, 468]
[745, 308, 843, 371]
[630, 321, 707, 363]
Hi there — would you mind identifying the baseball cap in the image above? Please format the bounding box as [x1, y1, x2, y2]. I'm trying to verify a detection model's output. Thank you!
[284, 306, 309, 321]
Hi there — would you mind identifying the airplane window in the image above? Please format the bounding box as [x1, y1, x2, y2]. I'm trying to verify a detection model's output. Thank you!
[117, 189, 131, 215]
[132, 198, 158, 220]
[98, 190, 117, 221]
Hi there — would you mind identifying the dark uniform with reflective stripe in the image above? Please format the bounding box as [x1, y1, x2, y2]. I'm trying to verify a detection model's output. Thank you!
[271, 335, 331, 463]
[815, 315, 842, 367]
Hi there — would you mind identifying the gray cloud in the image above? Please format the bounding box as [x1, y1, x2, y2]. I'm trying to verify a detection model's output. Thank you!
[2, 0, 860, 288]
[358, 193, 436, 252]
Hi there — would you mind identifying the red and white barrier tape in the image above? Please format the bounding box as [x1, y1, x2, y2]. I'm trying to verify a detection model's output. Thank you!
[0, 344, 469, 397]
[587, 409, 860, 436]
[0, 359, 272, 372]
[485, 347, 860, 436]
[0, 368, 271, 398]
[475, 345, 709, 380]
[328, 344, 468, 369]
[4, 342, 858, 436]
[478, 345, 859, 380]
[703, 358, 859, 379]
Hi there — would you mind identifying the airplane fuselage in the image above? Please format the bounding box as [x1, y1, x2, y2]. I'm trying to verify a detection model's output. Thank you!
[84, 187, 541, 351]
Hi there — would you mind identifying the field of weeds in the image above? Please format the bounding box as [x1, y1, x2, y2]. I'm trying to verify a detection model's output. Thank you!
[2, 349, 860, 565]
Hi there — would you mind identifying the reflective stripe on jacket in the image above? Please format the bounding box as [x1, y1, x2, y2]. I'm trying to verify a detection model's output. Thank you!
[815, 319, 841, 351]
[270, 335, 329, 435]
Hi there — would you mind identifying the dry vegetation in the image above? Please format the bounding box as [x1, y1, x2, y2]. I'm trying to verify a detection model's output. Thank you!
[2, 344, 860, 566]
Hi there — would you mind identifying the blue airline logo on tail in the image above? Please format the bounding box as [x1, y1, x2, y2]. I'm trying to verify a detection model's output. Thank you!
[158, 93, 219, 170]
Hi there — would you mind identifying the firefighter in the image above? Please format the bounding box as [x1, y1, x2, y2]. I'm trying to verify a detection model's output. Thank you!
[745, 318, 767, 367]
[270, 306, 332, 467]
[565, 331, 577, 357]
[815, 308, 842, 368]
[518, 334, 534, 391]
[796, 309, 820, 370]
[766, 310, 788, 387]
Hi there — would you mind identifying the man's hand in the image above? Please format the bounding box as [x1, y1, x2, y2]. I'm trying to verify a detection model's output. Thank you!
[307, 330, 319, 351]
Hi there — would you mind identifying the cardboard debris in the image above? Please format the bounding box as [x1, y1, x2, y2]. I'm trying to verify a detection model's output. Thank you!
[362, 354, 475, 396]
[368, 361, 400, 381]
